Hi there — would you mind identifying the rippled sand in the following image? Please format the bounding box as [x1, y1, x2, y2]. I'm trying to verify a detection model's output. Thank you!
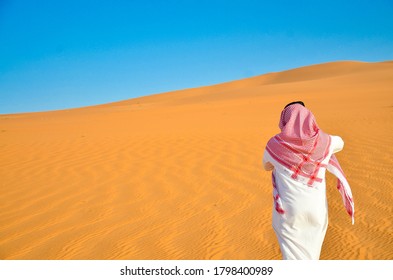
[1, 60, 392, 259]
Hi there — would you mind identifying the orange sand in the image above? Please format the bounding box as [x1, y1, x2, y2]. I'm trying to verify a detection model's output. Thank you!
[1, 61, 392, 260]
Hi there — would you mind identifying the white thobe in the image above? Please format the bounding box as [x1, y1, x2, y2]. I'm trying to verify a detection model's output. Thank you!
[263, 136, 344, 260]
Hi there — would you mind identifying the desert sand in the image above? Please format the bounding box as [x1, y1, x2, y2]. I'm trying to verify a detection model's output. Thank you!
[1, 60, 392, 260]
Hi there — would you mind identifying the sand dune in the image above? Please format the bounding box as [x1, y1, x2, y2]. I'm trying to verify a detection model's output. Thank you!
[1, 60, 392, 260]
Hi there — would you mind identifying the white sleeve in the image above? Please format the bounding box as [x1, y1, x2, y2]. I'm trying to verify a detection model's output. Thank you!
[331, 136, 344, 153]
[263, 149, 274, 171]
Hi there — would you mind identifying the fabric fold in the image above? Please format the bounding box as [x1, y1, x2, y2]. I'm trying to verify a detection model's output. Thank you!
[327, 154, 355, 224]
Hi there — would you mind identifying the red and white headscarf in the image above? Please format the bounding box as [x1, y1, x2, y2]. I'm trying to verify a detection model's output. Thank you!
[266, 104, 355, 224]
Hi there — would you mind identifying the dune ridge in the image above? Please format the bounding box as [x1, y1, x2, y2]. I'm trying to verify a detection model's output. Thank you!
[1, 60, 392, 259]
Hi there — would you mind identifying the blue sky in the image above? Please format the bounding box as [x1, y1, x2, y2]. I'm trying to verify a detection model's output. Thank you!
[1, 0, 392, 114]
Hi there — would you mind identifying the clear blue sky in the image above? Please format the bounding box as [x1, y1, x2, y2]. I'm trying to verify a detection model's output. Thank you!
[1, 0, 392, 114]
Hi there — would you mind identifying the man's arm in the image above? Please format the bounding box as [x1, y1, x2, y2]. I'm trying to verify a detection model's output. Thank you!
[263, 149, 274, 171]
